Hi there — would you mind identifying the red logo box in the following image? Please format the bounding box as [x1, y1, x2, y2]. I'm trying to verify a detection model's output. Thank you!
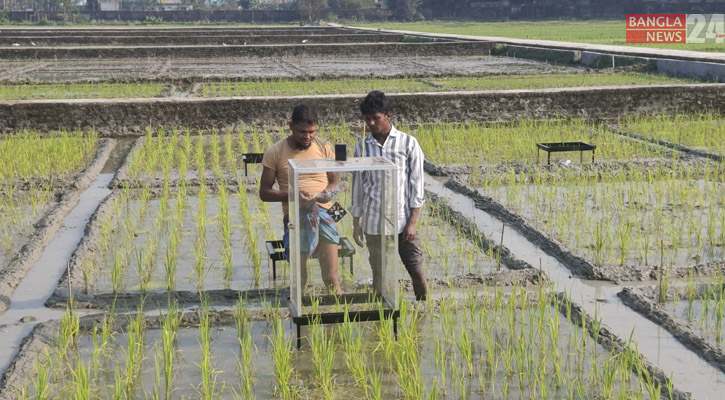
[626, 14, 687, 43]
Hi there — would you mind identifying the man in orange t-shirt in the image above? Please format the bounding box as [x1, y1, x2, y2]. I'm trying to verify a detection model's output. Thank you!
[259, 104, 341, 294]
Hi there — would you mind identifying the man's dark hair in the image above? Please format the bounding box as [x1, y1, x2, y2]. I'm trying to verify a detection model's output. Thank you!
[360, 90, 390, 115]
[291, 104, 318, 125]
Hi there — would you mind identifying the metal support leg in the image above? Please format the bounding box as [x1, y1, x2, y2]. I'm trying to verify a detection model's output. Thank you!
[393, 315, 398, 340]
[296, 323, 301, 349]
[272, 259, 277, 280]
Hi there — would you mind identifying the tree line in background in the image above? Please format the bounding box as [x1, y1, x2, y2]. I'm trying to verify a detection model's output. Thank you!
[1, 0, 722, 22]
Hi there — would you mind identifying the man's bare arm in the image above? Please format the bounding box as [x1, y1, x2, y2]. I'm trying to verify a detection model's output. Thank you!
[259, 166, 287, 202]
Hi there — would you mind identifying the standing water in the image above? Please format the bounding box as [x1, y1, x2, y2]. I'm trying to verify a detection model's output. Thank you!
[425, 174, 725, 400]
[0, 173, 113, 375]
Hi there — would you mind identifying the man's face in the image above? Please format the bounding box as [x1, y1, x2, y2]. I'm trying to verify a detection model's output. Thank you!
[289, 121, 317, 150]
[363, 112, 391, 136]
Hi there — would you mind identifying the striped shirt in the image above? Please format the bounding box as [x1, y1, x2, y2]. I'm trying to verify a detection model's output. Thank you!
[350, 126, 425, 235]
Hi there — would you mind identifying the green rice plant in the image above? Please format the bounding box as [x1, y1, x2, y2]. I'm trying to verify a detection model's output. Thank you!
[57, 308, 79, 359]
[31, 350, 52, 400]
[0, 82, 165, 100]
[70, 357, 91, 400]
[196, 72, 693, 97]
[123, 308, 146, 399]
[0, 130, 98, 184]
[621, 113, 725, 155]
[308, 322, 336, 398]
[219, 183, 233, 284]
[234, 296, 255, 399]
[198, 296, 221, 399]
[159, 300, 182, 400]
[271, 318, 296, 400]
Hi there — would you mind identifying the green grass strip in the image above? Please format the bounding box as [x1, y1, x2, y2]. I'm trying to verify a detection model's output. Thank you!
[198, 72, 693, 97]
[0, 83, 165, 100]
[354, 20, 725, 53]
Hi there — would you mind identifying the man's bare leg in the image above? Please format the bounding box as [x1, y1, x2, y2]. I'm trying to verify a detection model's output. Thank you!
[316, 242, 341, 295]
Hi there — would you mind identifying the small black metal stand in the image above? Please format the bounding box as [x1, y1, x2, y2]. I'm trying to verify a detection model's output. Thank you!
[265, 237, 356, 280]
[536, 142, 596, 165]
[242, 153, 264, 176]
[291, 293, 399, 349]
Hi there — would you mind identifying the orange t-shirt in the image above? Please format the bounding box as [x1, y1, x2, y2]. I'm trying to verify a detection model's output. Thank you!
[262, 136, 334, 215]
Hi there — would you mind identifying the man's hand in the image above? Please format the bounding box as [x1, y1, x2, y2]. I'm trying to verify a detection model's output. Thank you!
[299, 190, 316, 208]
[315, 189, 332, 204]
[353, 218, 365, 247]
[401, 220, 417, 243]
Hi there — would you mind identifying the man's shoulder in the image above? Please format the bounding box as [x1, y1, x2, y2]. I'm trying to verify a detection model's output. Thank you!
[392, 127, 421, 148]
[262, 137, 288, 168]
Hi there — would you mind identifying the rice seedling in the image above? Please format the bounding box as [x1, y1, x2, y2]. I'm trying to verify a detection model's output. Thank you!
[0, 82, 165, 100]
[479, 160, 724, 271]
[197, 72, 693, 97]
[416, 118, 671, 169]
[123, 308, 146, 399]
[198, 296, 221, 399]
[308, 322, 336, 398]
[0, 130, 98, 184]
[271, 318, 296, 399]
[234, 296, 256, 399]
[620, 113, 725, 155]
[159, 300, 182, 400]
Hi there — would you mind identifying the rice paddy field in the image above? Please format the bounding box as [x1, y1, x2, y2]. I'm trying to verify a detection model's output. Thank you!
[0, 131, 99, 271]
[1, 25, 724, 400]
[18, 290, 667, 400]
[420, 115, 725, 276]
[356, 20, 725, 53]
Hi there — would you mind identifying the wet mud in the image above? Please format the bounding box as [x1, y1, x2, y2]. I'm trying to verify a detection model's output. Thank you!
[619, 286, 725, 375]
[0, 55, 571, 83]
[0, 140, 114, 315]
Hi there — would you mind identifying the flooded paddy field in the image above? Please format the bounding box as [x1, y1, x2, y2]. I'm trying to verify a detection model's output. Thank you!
[421, 116, 725, 281]
[11, 288, 676, 399]
[0, 131, 102, 271]
[1, 25, 725, 400]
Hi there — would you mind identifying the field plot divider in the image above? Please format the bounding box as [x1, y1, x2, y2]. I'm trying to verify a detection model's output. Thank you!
[619, 287, 725, 374]
[0, 139, 115, 315]
[51, 189, 121, 305]
[556, 292, 690, 400]
[425, 190, 532, 271]
[424, 161, 603, 280]
[606, 125, 723, 163]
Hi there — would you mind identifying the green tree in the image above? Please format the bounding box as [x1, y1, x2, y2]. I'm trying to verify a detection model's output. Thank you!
[386, 0, 420, 21]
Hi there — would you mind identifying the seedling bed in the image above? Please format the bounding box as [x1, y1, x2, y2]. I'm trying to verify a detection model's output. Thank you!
[10, 288, 681, 399]
[0, 56, 580, 82]
[618, 113, 725, 157]
[477, 165, 725, 274]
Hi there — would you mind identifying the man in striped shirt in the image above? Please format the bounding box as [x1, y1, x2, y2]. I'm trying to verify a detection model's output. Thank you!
[351, 91, 428, 300]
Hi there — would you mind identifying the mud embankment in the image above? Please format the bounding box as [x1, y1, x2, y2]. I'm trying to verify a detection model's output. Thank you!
[0, 41, 489, 61]
[0, 33, 404, 47]
[1, 84, 723, 135]
[619, 286, 725, 375]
